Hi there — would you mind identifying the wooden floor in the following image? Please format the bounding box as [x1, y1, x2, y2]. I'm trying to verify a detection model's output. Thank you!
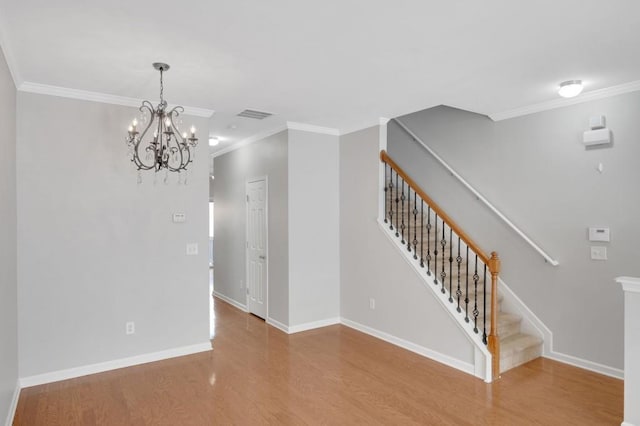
[14, 297, 623, 425]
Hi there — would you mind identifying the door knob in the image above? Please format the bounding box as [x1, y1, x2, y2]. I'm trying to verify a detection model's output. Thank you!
[259, 255, 266, 260]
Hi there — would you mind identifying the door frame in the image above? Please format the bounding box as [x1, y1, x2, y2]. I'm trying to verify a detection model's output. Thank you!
[245, 175, 269, 319]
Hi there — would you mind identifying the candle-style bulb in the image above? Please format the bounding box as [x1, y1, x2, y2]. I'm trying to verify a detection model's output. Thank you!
[190, 126, 196, 135]
[182, 132, 188, 139]
[165, 118, 171, 127]
[128, 125, 133, 132]
[132, 118, 138, 127]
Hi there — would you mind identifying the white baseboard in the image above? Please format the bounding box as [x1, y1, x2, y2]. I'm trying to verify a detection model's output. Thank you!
[19, 342, 212, 388]
[288, 317, 341, 334]
[213, 291, 247, 312]
[341, 317, 475, 376]
[266, 317, 290, 333]
[621, 422, 635, 426]
[5, 379, 20, 426]
[545, 350, 624, 380]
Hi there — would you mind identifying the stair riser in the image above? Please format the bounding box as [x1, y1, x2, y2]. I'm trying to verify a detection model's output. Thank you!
[501, 343, 543, 373]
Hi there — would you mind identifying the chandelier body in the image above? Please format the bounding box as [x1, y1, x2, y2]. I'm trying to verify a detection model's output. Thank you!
[126, 63, 198, 173]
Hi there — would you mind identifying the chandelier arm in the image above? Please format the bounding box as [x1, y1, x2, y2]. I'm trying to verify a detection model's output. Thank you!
[167, 109, 187, 171]
[131, 104, 159, 170]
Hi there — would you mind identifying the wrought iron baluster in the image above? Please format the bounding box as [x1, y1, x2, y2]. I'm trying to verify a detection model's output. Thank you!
[433, 213, 438, 284]
[400, 180, 406, 244]
[448, 227, 453, 302]
[483, 264, 488, 345]
[426, 206, 432, 276]
[394, 172, 399, 237]
[419, 200, 424, 267]
[473, 255, 480, 334]
[440, 219, 446, 294]
[388, 169, 394, 230]
[383, 163, 389, 224]
[456, 237, 462, 313]
[412, 191, 418, 256]
[465, 246, 470, 323]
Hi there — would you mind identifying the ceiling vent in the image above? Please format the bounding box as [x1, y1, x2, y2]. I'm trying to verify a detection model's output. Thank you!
[237, 109, 273, 120]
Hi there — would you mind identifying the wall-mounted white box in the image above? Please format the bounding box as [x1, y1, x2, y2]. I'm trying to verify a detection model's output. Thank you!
[588, 227, 610, 242]
[172, 213, 186, 223]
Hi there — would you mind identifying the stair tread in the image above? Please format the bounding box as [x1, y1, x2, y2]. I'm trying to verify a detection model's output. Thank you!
[500, 333, 542, 358]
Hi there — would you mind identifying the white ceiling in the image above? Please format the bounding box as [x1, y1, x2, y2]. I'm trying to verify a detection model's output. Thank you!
[1, 0, 640, 151]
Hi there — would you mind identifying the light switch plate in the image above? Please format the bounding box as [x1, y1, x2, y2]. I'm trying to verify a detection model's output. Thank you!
[590, 246, 607, 261]
[173, 213, 186, 223]
[186, 243, 198, 255]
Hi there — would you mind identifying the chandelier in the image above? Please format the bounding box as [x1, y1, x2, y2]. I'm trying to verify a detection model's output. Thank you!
[126, 62, 198, 182]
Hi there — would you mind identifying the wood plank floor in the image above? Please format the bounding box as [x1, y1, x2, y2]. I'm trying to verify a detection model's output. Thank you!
[14, 297, 623, 425]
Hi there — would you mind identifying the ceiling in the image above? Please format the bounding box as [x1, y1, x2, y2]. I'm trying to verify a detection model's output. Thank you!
[1, 0, 639, 152]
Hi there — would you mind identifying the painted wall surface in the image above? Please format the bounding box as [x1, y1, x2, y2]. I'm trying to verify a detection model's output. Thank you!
[0, 46, 18, 424]
[389, 96, 640, 370]
[288, 130, 340, 327]
[340, 126, 474, 365]
[213, 132, 289, 324]
[17, 93, 210, 377]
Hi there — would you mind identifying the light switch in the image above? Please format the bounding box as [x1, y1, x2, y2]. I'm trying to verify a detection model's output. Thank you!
[590, 246, 607, 261]
[173, 213, 186, 223]
[588, 227, 610, 242]
[186, 243, 198, 255]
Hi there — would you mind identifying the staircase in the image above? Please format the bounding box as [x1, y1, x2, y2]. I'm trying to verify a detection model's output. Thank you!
[380, 150, 542, 379]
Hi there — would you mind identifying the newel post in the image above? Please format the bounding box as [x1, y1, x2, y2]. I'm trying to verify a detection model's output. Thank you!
[488, 252, 501, 381]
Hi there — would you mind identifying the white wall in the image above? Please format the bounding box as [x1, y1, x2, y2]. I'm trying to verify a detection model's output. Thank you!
[389, 96, 640, 371]
[0, 45, 18, 424]
[17, 93, 210, 378]
[213, 131, 289, 324]
[339, 125, 475, 366]
[288, 130, 340, 327]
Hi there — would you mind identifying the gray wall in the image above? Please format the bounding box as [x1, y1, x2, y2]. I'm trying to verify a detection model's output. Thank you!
[340, 126, 474, 365]
[389, 96, 640, 370]
[17, 93, 210, 377]
[213, 131, 289, 324]
[0, 46, 18, 423]
[288, 130, 340, 327]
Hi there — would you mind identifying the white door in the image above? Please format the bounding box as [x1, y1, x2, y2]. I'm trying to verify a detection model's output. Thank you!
[246, 178, 267, 319]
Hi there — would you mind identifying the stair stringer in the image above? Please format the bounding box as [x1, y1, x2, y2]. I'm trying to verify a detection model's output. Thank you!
[377, 219, 493, 383]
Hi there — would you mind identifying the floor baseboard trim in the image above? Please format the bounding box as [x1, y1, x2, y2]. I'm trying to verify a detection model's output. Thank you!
[19, 342, 212, 388]
[288, 317, 341, 334]
[341, 317, 475, 376]
[266, 317, 290, 333]
[621, 422, 635, 426]
[213, 291, 247, 312]
[545, 351, 624, 380]
[5, 379, 20, 426]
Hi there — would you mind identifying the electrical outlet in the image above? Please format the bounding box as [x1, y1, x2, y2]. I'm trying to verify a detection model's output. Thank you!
[126, 321, 135, 335]
[369, 298, 376, 310]
[186, 243, 198, 255]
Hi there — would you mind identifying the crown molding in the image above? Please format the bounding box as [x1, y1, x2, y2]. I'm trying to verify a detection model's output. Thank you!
[286, 121, 340, 136]
[0, 20, 23, 87]
[211, 124, 288, 158]
[18, 81, 214, 118]
[617, 276, 640, 294]
[490, 80, 640, 121]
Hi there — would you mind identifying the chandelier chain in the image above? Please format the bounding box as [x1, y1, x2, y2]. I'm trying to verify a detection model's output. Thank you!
[159, 68, 164, 105]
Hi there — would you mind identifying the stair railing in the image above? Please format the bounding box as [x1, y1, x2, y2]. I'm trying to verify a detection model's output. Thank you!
[380, 150, 501, 380]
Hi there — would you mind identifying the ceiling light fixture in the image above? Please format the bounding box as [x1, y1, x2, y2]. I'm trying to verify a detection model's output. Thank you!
[558, 80, 583, 98]
[209, 137, 220, 146]
[126, 63, 198, 184]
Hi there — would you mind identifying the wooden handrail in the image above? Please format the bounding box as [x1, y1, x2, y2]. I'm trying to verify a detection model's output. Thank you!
[380, 150, 491, 266]
[381, 149, 500, 380]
